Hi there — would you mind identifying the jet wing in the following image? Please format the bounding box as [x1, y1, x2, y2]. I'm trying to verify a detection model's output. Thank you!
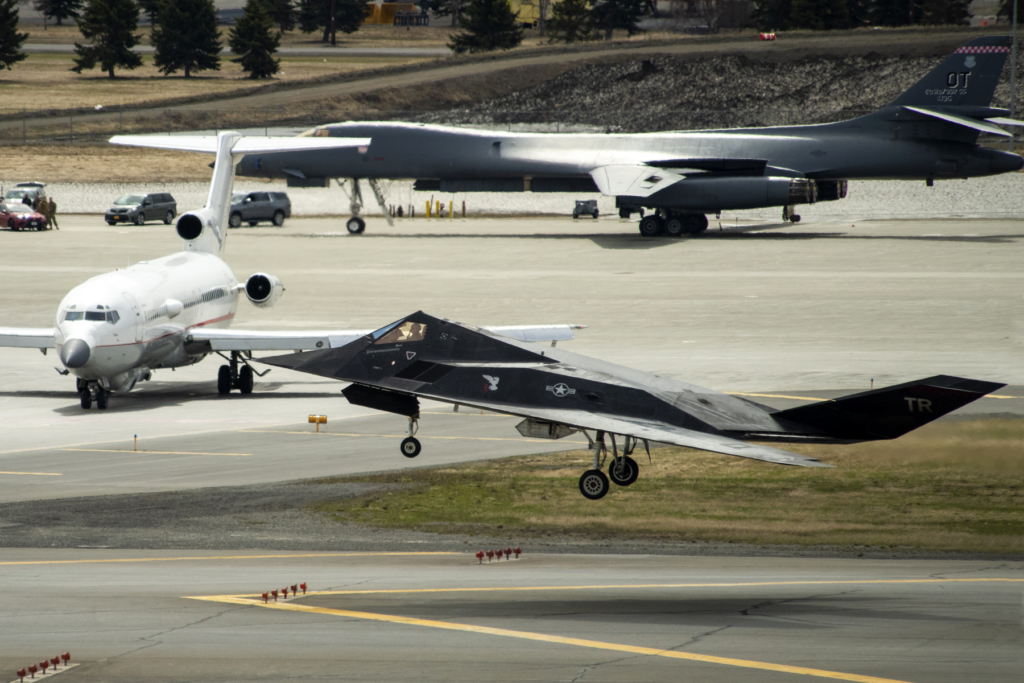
[0, 327, 55, 349]
[109, 135, 372, 154]
[414, 394, 831, 468]
[187, 324, 582, 352]
[589, 165, 687, 197]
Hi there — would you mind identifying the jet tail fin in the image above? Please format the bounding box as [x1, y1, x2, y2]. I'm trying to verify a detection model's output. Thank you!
[889, 36, 1012, 109]
[110, 133, 369, 257]
[773, 375, 1005, 441]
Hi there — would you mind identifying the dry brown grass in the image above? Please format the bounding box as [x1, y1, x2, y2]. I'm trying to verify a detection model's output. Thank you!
[0, 52, 430, 112]
[0, 144, 215, 183]
[313, 418, 1024, 555]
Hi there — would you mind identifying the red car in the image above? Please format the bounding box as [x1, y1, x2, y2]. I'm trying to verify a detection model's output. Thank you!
[0, 202, 48, 231]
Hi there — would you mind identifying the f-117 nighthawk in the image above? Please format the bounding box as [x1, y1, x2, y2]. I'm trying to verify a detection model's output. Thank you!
[262, 311, 1003, 499]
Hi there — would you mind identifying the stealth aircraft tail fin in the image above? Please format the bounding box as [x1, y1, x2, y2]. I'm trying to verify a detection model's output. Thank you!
[773, 375, 1005, 441]
[889, 36, 1012, 110]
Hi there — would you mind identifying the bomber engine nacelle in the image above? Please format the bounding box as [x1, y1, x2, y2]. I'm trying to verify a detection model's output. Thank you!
[244, 272, 284, 308]
[622, 177, 848, 212]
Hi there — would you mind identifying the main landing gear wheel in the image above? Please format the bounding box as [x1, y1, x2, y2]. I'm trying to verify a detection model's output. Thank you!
[663, 217, 684, 237]
[400, 436, 421, 458]
[782, 206, 801, 223]
[638, 215, 663, 237]
[608, 456, 639, 486]
[217, 365, 232, 394]
[79, 391, 92, 409]
[686, 213, 709, 233]
[238, 365, 254, 394]
[346, 217, 366, 234]
[95, 388, 109, 410]
[579, 469, 610, 500]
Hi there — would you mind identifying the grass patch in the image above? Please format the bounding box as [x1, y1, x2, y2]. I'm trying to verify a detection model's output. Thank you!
[312, 418, 1024, 555]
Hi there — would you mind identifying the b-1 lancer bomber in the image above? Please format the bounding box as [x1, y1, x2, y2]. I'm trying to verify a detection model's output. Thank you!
[262, 312, 1004, 499]
[237, 36, 1024, 237]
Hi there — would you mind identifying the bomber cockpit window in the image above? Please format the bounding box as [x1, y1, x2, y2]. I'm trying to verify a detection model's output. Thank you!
[374, 321, 428, 345]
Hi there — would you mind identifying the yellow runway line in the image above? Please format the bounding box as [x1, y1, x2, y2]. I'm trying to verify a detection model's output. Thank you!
[188, 594, 918, 683]
[0, 470, 62, 476]
[0, 551, 457, 566]
[60, 448, 251, 456]
[216, 577, 1024, 599]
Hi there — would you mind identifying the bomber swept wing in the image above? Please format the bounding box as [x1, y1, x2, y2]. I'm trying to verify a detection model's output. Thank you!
[260, 311, 1002, 499]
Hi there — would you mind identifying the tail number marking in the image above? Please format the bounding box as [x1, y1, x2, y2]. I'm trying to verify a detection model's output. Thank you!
[904, 397, 933, 413]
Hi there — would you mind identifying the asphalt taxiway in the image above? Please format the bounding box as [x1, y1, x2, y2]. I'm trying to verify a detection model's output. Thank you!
[2, 550, 1021, 683]
[1, 214, 1021, 682]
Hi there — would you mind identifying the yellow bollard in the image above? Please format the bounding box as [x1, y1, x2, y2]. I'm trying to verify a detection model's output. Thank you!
[450, 196, 454, 220]
[308, 415, 327, 432]
[435, 199, 440, 217]
[425, 200, 431, 218]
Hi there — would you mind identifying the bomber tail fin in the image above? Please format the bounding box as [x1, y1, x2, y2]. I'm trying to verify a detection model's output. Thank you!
[889, 36, 1012, 110]
[110, 132, 369, 257]
[773, 375, 1005, 441]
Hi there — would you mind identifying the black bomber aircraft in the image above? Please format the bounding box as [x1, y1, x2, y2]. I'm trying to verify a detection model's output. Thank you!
[237, 36, 1024, 236]
[261, 312, 1004, 499]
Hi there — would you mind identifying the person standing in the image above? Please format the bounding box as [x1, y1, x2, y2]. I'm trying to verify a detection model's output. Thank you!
[48, 196, 59, 230]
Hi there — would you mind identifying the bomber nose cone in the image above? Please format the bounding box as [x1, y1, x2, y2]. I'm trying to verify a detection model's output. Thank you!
[60, 338, 91, 369]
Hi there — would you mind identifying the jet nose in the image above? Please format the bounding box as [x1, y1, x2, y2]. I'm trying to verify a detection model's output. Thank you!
[60, 338, 91, 369]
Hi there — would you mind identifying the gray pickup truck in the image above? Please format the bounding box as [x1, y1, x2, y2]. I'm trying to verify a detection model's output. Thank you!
[229, 191, 291, 227]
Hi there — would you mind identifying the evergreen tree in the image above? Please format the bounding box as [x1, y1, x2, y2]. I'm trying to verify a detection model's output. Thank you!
[789, 0, 849, 29]
[589, 0, 643, 40]
[0, 0, 28, 71]
[229, 0, 280, 78]
[919, 0, 969, 25]
[72, 0, 143, 78]
[870, 0, 921, 26]
[750, 0, 791, 30]
[448, 0, 523, 54]
[297, 0, 364, 44]
[263, 0, 296, 31]
[548, 0, 593, 42]
[152, 0, 221, 78]
[998, 0, 1022, 23]
[34, 0, 83, 26]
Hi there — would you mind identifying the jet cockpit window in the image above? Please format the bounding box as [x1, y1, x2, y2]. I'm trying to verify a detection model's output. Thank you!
[114, 194, 145, 206]
[64, 311, 83, 321]
[374, 321, 427, 345]
[106, 311, 120, 324]
[85, 311, 106, 321]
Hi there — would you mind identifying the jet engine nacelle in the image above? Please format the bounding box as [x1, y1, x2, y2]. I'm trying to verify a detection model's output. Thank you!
[176, 210, 209, 242]
[244, 272, 284, 308]
[626, 176, 833, 212]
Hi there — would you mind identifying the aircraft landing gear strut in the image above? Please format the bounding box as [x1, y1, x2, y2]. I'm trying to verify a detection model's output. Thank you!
[77, 379, 109, 410]
[216, 351, 268, 395]
[782, 205, 801, 223]
[400, 416, 421, 457]
[339, 178, 394, 235]
[607, 435, 640, 486]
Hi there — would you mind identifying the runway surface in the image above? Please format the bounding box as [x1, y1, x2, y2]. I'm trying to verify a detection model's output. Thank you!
[1, 214, 1021, 681]
[2, 550, 1021, 683]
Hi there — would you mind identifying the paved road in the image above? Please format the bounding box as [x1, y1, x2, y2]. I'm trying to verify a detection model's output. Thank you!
[2, 550, 1021, 683]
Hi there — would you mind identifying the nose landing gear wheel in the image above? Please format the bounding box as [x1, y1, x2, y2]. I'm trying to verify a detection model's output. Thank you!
[346, 217, 366, 234]
[579, 469, 610, 500]
[400, 436, 421, 458]
[80, 391, 92, 409]
[96, 388, 109, 410]
[608, 456, 639, 486]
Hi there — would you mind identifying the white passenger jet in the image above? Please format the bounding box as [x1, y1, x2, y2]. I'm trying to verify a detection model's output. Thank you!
[0, 131, 580, 410]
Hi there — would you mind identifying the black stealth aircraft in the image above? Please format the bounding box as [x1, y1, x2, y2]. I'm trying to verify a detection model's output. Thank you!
[262, 312, 1004, 499]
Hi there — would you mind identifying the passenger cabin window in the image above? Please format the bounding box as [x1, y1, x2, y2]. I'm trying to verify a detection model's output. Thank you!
[374, 321, 427, 344]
